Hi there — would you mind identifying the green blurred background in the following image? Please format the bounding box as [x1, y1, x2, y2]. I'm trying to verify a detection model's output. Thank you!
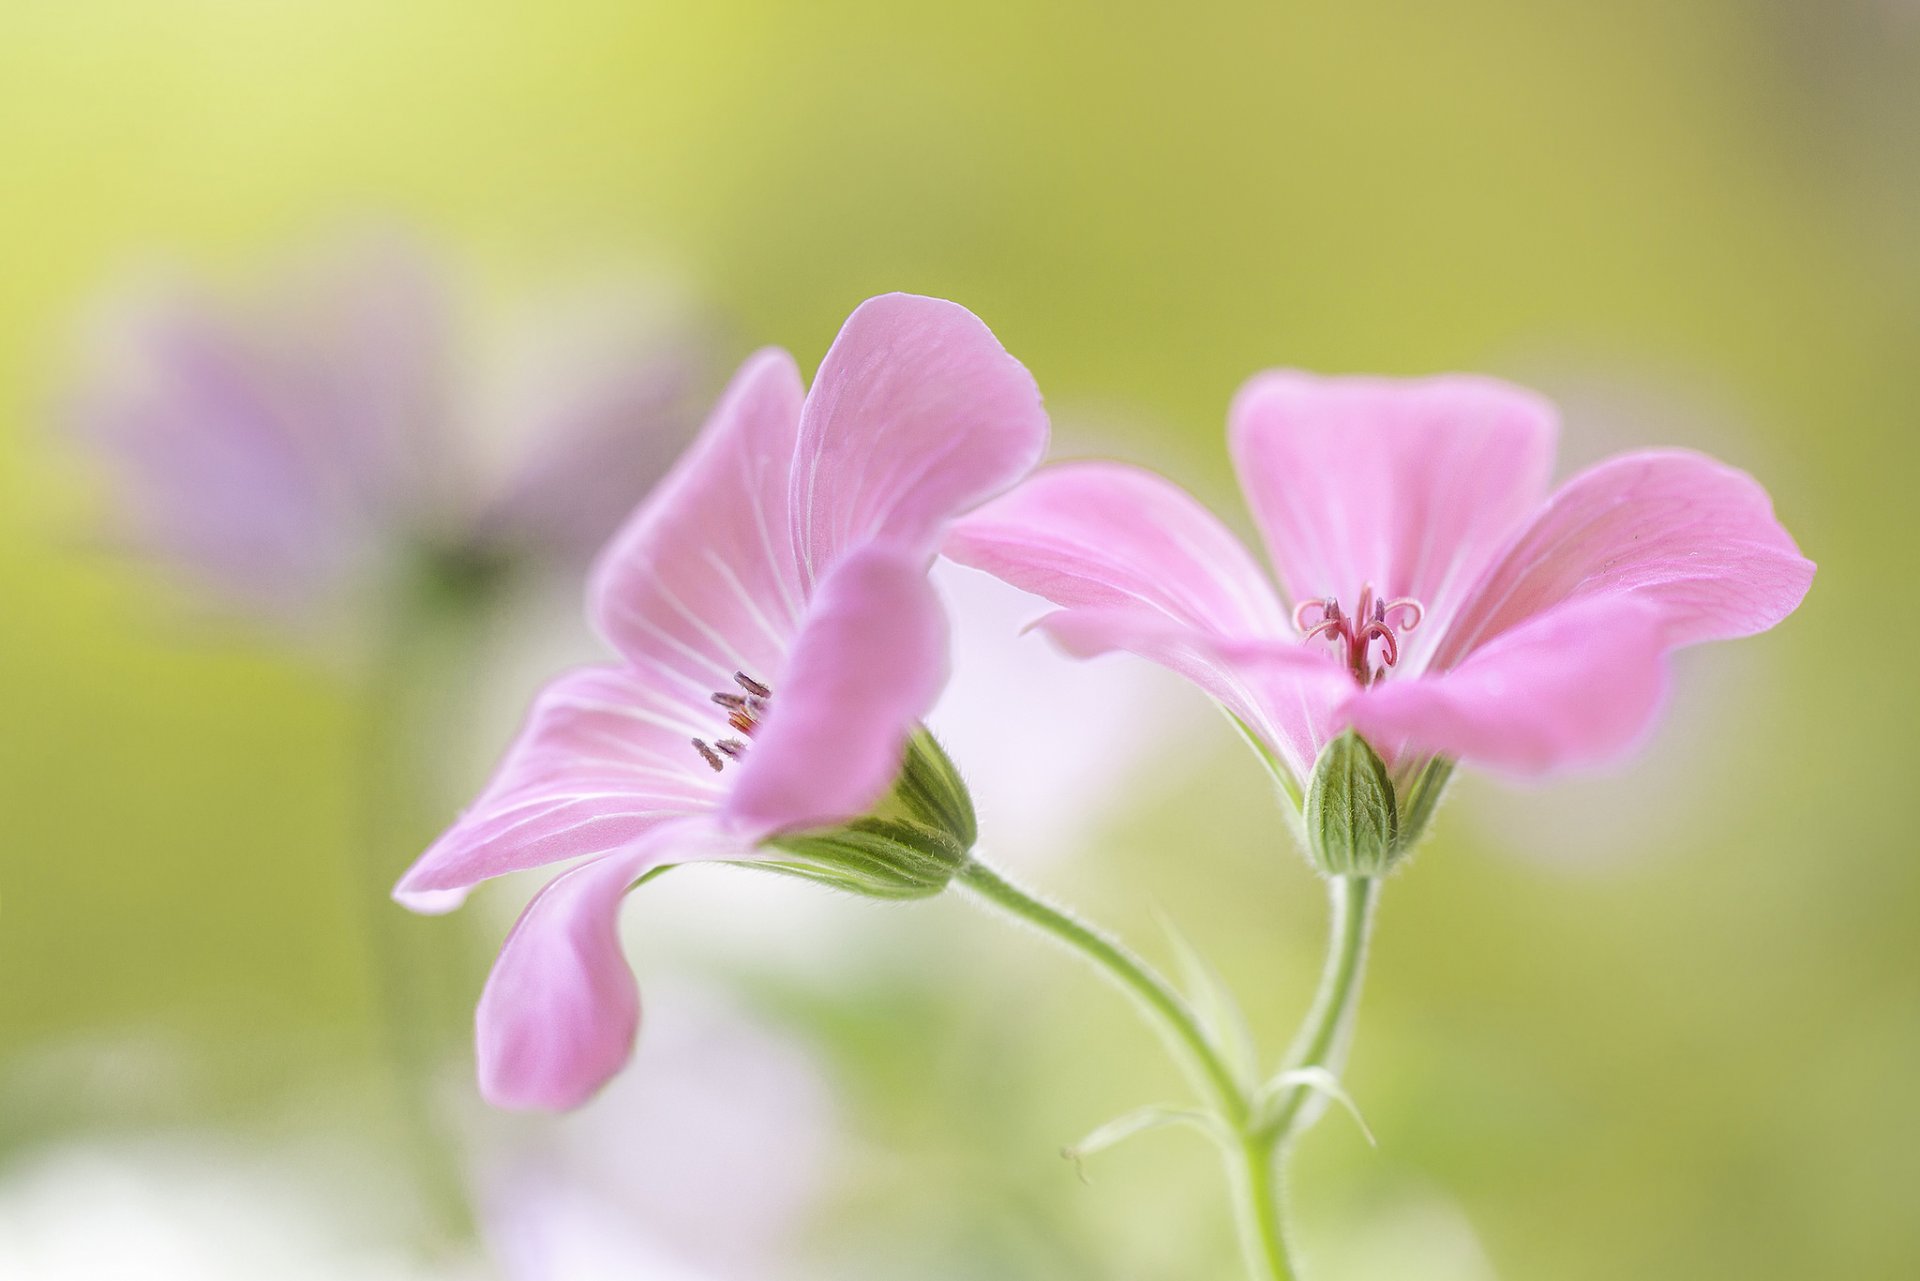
[2, 3, 1914, 1278]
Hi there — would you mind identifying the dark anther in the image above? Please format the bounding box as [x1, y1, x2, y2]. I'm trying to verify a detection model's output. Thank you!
[694, 674, 775, 770]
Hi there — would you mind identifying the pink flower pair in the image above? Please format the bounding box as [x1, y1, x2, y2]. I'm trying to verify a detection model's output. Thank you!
[400, 295, 1812, 1109]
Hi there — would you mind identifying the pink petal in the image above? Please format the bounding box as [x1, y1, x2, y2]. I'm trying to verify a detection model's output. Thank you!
[394, 666, 723, 911]
[1344, 597, 1671, 776]
[1436, 449, 1816, 668]
[589, 348, 808, 692]
[945, 461, 1290, 638]
[1038, 607, 1353, 787]
[476, 818, 744, 1111]
[790, 294, 1048, 585]
[1229, 371, 1557, 672]
[67, 286, 353, 609]
[724, 543, 948, 838]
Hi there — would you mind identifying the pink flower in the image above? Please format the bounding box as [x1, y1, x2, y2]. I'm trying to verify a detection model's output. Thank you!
[63, 237, 708, 623]
[948, 371, 1813, 800]
[395, 294, 1048, 1110]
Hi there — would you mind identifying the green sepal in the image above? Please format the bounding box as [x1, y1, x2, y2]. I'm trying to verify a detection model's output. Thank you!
[1393, 756, 1455, 858]
[1304, 730, 1400, 876]
[1061, 1104, 1231, 1182]
[1252, 1066, 1377, 1147]
[755, 728, 975, 901]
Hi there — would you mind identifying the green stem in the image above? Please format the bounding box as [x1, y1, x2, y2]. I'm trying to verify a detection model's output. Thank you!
[957, 858, 1295, 1278]
[956, 858, 1243, 1118]
[955, 862, 1379, 1280]
[1233, 1132, 1294, 1281]
[1259, 875, 1379, 1145]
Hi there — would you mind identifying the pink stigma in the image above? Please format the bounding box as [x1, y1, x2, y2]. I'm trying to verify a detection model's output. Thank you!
[1293, 584, 1423, 686]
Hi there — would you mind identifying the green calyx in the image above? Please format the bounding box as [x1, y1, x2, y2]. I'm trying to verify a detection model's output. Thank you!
[1303, 731, 1452, 877]
[757, 728, 976, 901]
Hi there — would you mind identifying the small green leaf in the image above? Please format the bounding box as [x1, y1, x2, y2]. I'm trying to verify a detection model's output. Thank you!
[1061, 1105, 1230, 1182]
[1393, 756, 1455, 858]
[1154, 906, 1259, 1089]
[1257, 1066, 1378, 1147]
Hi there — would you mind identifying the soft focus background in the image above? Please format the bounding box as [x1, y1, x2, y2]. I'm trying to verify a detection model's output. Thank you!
[1, 4, 1913, 1279]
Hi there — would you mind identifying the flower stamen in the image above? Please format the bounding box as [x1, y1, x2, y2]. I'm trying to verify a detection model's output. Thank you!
[1295, 583, 1424, 686]
[692, 672, 773, 770]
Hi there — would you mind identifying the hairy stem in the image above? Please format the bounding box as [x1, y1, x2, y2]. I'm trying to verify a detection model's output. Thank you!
[956, 861, 1381, 1279]
[956, 859, 1243, 1118]
[1232, 1131, 1294, 1280]
[958, 858, 1299, 1278]
[1259, 875, 1379, 1145]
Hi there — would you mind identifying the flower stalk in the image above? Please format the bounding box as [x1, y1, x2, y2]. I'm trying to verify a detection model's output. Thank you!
[955, 859, 1244, 1118]
[958, 857, 1382, 1281]
[1256, 875, 1378, 1145]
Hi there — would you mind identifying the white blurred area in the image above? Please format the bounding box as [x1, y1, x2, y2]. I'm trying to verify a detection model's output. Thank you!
[0, 986, 839, 1281]
[0, 1135, 468, 1281]
[927, 560, 1201, 870]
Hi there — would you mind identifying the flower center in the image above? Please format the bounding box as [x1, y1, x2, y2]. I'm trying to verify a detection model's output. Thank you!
[692, 671, 772, 772]
[1293, 584, 1424, 687]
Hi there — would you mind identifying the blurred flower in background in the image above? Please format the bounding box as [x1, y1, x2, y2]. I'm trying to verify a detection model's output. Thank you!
[60, 233, 715, 640]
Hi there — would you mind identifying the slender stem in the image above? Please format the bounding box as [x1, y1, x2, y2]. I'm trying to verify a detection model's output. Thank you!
[955, 861, 1380, 1281]
[957, 858, 1295, 1278]
[1233, 1133, 1294, 1281]
[956, 858, 1243, 1118]
[1259, 875, 1379, 1145]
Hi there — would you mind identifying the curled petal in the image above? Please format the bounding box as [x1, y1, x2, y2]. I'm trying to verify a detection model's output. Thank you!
[477, 818, 743, 1111]
[946, 461, 1290, 638]
[1344, 597, 1671, 776]
[1438, 449, 1816, 667]
[791, 293, 1048, 584]
[724, 543, 949, 839]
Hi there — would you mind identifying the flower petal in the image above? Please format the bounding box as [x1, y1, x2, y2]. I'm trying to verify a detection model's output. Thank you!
[945, 461, 1290, 638]
[1436, 449, 1815, 668]
[476, 817, 743, 1110]
[1037, 607, 1353, 787]
[790, 293, 1048, 584]
[724, 543, 948, 838]
[394, 666, 723, 911]
[67, 285, 352, 609]
[1344, 597, 1671, 775]
[588, 348, 808, 692]
[1229, 371, 1557, 670]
